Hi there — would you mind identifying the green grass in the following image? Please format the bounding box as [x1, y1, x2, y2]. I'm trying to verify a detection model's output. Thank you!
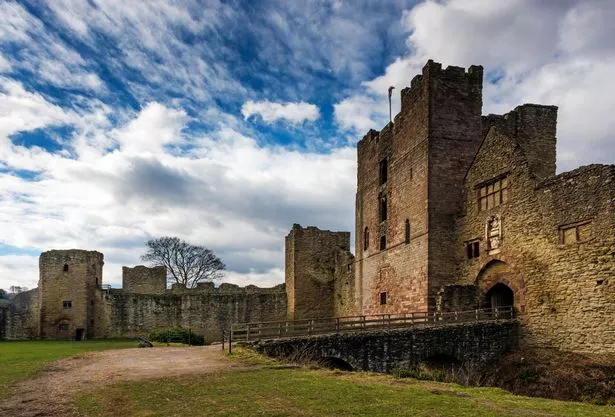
[0, 339, 136, 399]
[75, 358, 615, 417]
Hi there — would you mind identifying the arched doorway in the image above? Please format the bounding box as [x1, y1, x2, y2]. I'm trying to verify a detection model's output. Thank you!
[485, 283, 514, 309]
[475, 260, 523, 314]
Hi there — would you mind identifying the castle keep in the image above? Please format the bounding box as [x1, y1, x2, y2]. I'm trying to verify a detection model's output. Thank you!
[285, 60, 614, 354]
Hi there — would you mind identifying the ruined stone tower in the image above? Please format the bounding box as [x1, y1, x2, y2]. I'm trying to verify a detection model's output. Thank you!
[38, 250, 103, 339]
[285, 224, 354, 319]
[355, 60, 484, 315]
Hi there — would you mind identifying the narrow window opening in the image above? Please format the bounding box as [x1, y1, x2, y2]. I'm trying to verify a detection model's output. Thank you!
[405, 219, 411, 244]
[63, 264, 69, 272]
[466, 241, 480, 259]
[379, 158, 388, 185]
[363, 227, 369, 251]
[58, 323, 69, 331]
[380, 292, 387, 305]
[379, 197, 387, 222]
[63, 300, 72, 309]
[380, 235, 386, 250]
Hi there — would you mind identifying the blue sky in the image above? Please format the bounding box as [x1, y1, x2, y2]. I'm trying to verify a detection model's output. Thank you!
[1, 0, 615, 290]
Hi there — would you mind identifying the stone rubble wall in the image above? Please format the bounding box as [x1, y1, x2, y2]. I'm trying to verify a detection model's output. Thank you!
[122, 265, 167, 295]
[456, 123, 615, 353]
[285, 224, 355, 320]
[100, 284, 287, 342]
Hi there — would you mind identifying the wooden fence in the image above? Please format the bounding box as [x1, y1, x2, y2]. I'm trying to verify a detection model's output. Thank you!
[228, 306, 514, 345]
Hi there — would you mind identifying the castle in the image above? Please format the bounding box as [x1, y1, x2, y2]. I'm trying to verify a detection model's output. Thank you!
[0, 250, 286, 342]
[1, 60, 613, 354]
[285, 60, 614, 354]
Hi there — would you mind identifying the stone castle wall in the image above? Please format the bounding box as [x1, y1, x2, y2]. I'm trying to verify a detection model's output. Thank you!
[38, 250, 103, 340]
[0, 289, 39, 340]
[453, 123, 615, 353]
[285, 224, 354, 319]
[99, 284, 287, 342]
[1, 253, 288, 342]
[122, 265, 167, 295]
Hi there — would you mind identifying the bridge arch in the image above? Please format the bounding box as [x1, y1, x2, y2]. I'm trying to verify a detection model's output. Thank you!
[320, 356, 354, 371]
[475, 260, 525, 313]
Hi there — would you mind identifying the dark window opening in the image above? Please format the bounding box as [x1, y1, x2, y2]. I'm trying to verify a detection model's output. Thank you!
[379, 197, 387, 222]
[363, 227, 369, 251]
[380, 235, 386, 250]
[90, 300, 94, 306]
[405, 219, 411, 244]
[597, 280, 604, 286]
[58, 323, 69, 331]
[466, 241, 480, 259]
[63, 300, 72, 309]
[63, 264, 69, 272]
[380, 292, 387, 305]
[379, 158, 388, 185]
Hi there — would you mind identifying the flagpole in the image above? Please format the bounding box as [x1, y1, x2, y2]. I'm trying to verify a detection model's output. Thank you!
[388, 86, 394, 124]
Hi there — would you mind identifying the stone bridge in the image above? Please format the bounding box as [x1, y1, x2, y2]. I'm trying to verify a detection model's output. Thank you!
[248, 320, 518, 372]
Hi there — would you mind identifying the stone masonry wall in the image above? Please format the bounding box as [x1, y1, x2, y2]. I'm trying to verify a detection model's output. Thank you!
[355, 66, 430, 316]
[455, 122, 615, 353]
[254, 321, 518, 373]
[100, 284, 287, 342]
[122, 265, 167, 295]
[285, 224, 354, 319]
[39, 250, 103, 339]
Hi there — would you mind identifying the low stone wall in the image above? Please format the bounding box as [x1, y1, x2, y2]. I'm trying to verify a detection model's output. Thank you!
[252, 321, 518, 372]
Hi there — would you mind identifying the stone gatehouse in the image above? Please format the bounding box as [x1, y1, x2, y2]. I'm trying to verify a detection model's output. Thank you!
[285, 60, 614, 354]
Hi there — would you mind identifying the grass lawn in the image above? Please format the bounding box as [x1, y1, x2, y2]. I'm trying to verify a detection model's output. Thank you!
[75, 349, 615, 417]
[0, 339, 136, 399]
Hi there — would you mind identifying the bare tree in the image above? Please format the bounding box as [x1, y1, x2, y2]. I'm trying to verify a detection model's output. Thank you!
[141, 236, 225, 288]
[9, 286, 27, 295]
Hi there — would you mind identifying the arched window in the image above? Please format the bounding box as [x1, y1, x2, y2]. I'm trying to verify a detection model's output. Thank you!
[363, 227, 369, 250]
[405, 219, 410, 244]
[63, 264, 69, 272]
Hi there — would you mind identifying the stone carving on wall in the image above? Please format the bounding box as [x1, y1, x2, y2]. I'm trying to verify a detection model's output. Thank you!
[486, 215, 502, 254]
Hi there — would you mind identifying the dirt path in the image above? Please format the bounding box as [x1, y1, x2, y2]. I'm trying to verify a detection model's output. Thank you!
[0, 345, 245, 417]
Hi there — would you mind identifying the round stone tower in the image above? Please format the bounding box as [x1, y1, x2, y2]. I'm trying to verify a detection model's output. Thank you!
[38, 249, 104, 340]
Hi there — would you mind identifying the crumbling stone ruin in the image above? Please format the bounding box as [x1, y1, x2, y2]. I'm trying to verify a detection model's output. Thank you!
[0, 249, 286, 342]
[1, 60, 612, 356]
[284, 60, 614, 354]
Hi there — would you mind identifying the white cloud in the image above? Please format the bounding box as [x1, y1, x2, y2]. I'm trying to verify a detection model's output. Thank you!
[334, 0, 615, 170]
[333, 95, 386, 133]
[0, 98, 355, 290]
[0, 2, 104, 92]
[241, 100, 320, 124]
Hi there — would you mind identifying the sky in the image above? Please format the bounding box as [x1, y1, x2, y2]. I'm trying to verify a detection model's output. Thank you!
[1, 0, 614, 291]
